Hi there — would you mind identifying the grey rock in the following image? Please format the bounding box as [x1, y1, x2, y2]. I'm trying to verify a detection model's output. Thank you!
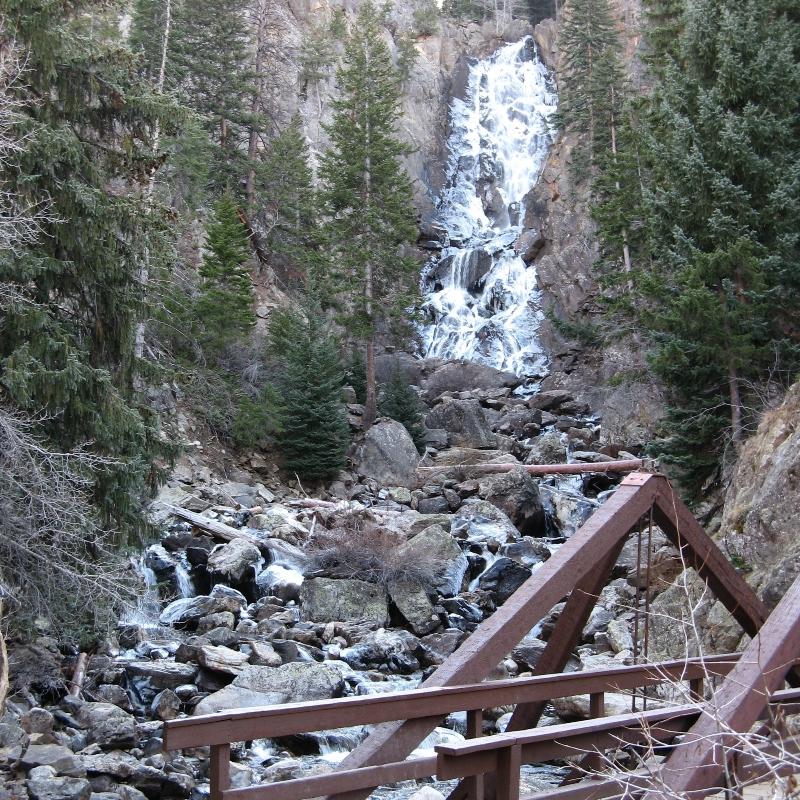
[421, 630, 467, 662]
[27, 765, 91, 800]
[424, 428, 449, 449]
[20, 708, 55, 735]
[477, 558, 532, 604]
[151, 689, 181, 721]
[425, 399, 496, 449]
[207, 539, 262, 582]
[300, 578, 389, 628]
[94, 685, 133, 712]
[21, 744, 85, 777]
[248, 641, 282, 667]
[196, 644, 249, 675]
[498, 537, 551, 567]
[355, 420, 420, 488]
[124, 660, 198, 691]
[527, 390, 572, 412]
[524, 431, 568, 465]
[422, 362, 519, 402]
[477, 468, 545, 536]
[511, 634, 547, 671]
[606, 619, 634, 654]
[417, 495, 450, 515]
[388, 580, 440, 636]
[451, 498, 519, 543]
[159, 584, 246, 626]
[77, 704, 136, 750]
[398, 525, 469, 597]
[194, 662, 350, 715]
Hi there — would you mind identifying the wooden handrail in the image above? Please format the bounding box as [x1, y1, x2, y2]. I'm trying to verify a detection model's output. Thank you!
[163, 654, 743, 750]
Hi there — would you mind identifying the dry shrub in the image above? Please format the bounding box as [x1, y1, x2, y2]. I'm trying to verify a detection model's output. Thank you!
[307, 517, 444, 589]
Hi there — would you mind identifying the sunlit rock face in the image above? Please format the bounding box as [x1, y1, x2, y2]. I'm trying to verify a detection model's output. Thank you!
[421, 36, 557, 377]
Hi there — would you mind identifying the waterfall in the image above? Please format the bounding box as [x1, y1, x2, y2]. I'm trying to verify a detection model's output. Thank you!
[421, 37, 557, 376]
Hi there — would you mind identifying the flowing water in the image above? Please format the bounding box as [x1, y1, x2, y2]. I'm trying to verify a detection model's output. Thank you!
[421, 36, 558, 376]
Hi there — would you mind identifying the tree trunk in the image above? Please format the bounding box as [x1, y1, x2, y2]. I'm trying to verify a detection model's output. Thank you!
[729, 358, 744, 446]
[0, 600, 8, 715]
[609, 87, 633, 290]
[246, 0, 269, 210]
[361, 39, 376, 430]
[364, 335, 377, 428]
[134, 0, 171, 370]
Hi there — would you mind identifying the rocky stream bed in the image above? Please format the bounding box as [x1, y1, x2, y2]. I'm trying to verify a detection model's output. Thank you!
[0, 359, 682, 800]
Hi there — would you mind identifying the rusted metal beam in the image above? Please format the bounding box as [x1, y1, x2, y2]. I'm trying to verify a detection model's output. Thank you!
[505, 537, 627, 732]
[651, 484, 770, 639]
[163, 654, 744, 751]
[327, 474, 661, 800]
[418, 459, 644, 476]
[643, 574, 800, 799]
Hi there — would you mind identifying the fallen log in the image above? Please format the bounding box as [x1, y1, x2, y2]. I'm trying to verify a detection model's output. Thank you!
[68, 652, 88, 698]
[163, 505, 257, 543]
[418, 458, 644, 476]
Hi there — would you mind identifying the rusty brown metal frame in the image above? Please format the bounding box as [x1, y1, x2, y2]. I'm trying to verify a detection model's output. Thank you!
[163, 472, 789, 800]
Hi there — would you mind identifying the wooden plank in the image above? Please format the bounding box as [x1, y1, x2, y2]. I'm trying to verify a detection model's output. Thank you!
[327, 476, 661, 800]
[220, 756, 437, 800]
[644, 574, 800, 798]
[163, 654, 742, 750]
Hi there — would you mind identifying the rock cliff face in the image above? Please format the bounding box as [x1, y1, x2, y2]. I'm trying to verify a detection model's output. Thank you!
[649, 382, 800, 660]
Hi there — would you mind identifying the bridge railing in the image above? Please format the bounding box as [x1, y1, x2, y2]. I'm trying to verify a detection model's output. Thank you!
[163, 654, 747, 800]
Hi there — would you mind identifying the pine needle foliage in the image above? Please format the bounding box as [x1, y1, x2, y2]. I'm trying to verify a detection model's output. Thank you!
[195, 194, 256, 357]
[272, 309, 351, 482]
[379, 369, 426, 453]
[319, 0, 420, 426]
[0, 0, 177, 542]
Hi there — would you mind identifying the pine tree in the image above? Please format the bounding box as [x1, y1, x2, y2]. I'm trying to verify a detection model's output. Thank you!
[273, 310, 351, 482]
[195, 194, 256, 356]
[642, 0, 686, 71]
[379, 369, 426, 453]
[633, 0, 800, 487]
[557, 0, 626, 177]
[320, 0, 420, 428]
[0, 0, 176, 539]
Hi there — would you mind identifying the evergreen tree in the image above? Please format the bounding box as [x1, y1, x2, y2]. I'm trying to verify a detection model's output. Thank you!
[320, 0, 420, 428]
[273, 310, 351, 482]
[557, 0, 626, 176]
[257, 115, 320, 283]
[0, 0, 176, 539]
[642, 0, 686, 71]
[379, 369, 426, 453]
[631, 0, 800, 487]
[195, 194, 256, 356]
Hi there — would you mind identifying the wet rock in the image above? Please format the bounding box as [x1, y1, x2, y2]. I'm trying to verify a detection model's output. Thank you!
[340, 630, 419, 673]
[21, 744, 85, 777]
[498, 537, 551, 567]
[425, 399, 496, 449]
[388, 580, 440, 636]
[441, 597, 483, 623]
[511, 633, 547, 671]
[477, 468, 545, 536]
[300, 578, 389, 628]
[80, 751, 194, 797]
[248, 641, 282, 667]
[422, 362, 519, 402]
[451, 498, 519, 543]
[524, 431, 568, 465]
[206, 539, 262, 582]
[256, 564, 303, 603]
[421, 630, 467, 662]
[196, 611, 236, 632]
[477, 558, 532, 604]
[150, 689, 181, 721]
[194, 662, 349, 715]
[527, 390, 572, 412]
[417, 495, 450, 514]
[124, 661, 198, 691]
[196, 644, 249, 675]
[159, 585, 246, 627]
[514, 228, 545, 263]
[398, 525, 469, 596]
[355, 420, 420, 488]
[26, 765, 91, 800]
[94, 685, 133, 712]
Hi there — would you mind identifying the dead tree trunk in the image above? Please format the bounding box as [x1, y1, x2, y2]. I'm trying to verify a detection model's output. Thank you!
[0, 600, 8, 714]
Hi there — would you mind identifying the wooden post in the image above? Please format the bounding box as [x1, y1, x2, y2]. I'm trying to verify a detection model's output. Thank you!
[495, 744, 521, 800]
[210, 743, 231, 800]
[466, 710, 485, 800]
[689, 677, 704, 702]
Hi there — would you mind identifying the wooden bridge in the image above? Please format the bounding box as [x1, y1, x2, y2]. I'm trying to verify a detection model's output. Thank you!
[163, 472, 800, 800]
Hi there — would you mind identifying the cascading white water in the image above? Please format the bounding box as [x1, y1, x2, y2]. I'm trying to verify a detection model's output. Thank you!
[421, 37, 557, 375]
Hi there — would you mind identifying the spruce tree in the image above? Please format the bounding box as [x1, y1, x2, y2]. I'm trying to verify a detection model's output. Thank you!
[320, 0, 419, 428]
[0, 0, 176, 539]
[632, 0, 800, 487]
[273, 310, 351, 482]
[379, 369, 426, 453]
[195, 194, 256, 356]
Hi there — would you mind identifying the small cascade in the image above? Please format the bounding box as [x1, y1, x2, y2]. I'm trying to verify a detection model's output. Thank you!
[421, 36, 557, 376]
[175, 556, 195, 599]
